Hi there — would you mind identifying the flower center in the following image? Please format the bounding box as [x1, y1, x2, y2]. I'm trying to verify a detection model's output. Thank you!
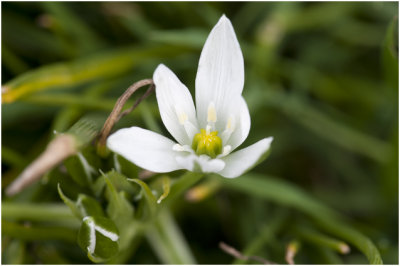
[192, 126, 222, 158]
[174, 101, 234, 158]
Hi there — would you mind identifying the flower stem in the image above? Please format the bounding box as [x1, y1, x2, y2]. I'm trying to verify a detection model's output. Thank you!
[145, 171, 202, 264]
[146, 209, 196, 264]
[161, 171, 204, 207]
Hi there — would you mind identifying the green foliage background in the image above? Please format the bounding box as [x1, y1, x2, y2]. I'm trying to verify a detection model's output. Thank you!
[2, 1, 398, 264]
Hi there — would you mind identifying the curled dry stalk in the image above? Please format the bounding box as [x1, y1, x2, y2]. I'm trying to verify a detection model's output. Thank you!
[96, 79, 154, 156]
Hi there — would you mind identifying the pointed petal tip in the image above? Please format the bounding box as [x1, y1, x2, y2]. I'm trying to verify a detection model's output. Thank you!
[216, 14, 233, 28]
[265, 136, 274, 144]
[217, 137, 274, 178]
[153, 64, 167, 78]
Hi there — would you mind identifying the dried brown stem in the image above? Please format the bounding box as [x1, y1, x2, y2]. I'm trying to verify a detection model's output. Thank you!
[219, 242, 275, 265]
[6, 134, 77, 196]
[97, 79, 154, 155]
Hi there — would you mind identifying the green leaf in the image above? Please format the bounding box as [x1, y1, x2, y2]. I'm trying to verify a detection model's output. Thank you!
[103, 172, 134, 227]
[2, 45, 187, 103]
[64, 154, 95, 187]
[382, 16, 398, 90]
[157, 176, 171, 204]
[66, 114, 105, 148]
[219, 173, 383, 264]
[78, 216, 119, 263]
[57, 184, 82, 219]
[112, 154, 139, 180]
[150, 28, 208, 49]
[127, 178, 157, 217]
[2, 240, 25, 264]
[58, 183, 104, 219]
[76, 194, 105, 218]
[145, 209, 196, 264]
[64, 146, 102, 187]
[160, 171, 204, 206]
[105, 169, 138, 195]
[92, 176, 106, 198]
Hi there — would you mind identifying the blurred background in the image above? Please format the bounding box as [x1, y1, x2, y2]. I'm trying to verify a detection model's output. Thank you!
[2, 2, 398, 264]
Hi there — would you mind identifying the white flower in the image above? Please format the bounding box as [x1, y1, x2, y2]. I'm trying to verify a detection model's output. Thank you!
[107, 15, 273, 178]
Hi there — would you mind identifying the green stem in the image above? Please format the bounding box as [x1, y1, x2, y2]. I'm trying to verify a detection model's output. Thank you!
[314, 246, 343, 264]
[145, 209, 196, 264]
[2, 45, 188, 103]
[161, 171, 204, 207]
[295, 225, 350, 254]
[315, 216, 383, 264]
[2, 220, 77, 243]
[21, 93, 159, 118]
[108, 221, 145, 264]
[233, 209, 288, 264]
[144, 171, 203, 264]
[220, 173, 383, 264]
[2, 203, 79, 227]
[1, 146, 28, 168]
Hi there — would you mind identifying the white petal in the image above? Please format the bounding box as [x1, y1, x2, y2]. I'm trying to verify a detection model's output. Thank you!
[195, 15, 244, 130]
[176, 154, 225, 173]
[218, 137, 273, 178]
[154, 64, 198, 145]
[107, 127, 184, 173]
[225, 96, 251, 150]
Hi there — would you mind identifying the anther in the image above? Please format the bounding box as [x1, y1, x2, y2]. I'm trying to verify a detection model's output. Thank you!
[225, 116, 235, 132]
[174, 105, 188, 125]
[221, 116, 236, 144]
[207, 102, 217, 123]
[173, 144, 192, 152]
[173, 144, 185, 152]
[222, 145, 232, 156]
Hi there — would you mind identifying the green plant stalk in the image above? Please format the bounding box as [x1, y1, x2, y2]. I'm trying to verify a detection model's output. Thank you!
[21, 93, 159, 118]
[139, 100, 162, 133]
[316, 246, 343, 264]
[52, 79, 116, 133]
[161, 171, 204, 206]
[41, 2, 104, 53]
[2, 203, 79, 227]
[233, 209, 288, 264]
[108, 223, 144, 264]
[295, 226, 350, 254]
[144, 171, 203, 263]
[2, 220, 77, 243]
[261, 90, 391, 163]
[219, 173, 383, 264]
[1, 146, 28, 168]
[145, 209, 196, 264]
[2, 45, 190, 103]
[2, 45, 29, 75]
[2, 239, 26, 264]
[315, 216, 382, 264]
